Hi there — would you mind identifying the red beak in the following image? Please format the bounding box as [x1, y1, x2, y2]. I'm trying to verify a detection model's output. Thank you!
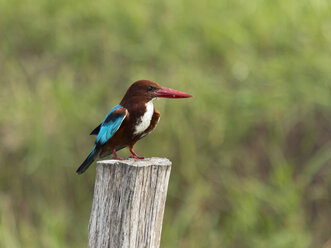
[156, 87, 192, 98]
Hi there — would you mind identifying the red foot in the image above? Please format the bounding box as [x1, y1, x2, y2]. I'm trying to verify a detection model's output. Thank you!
[129, 155, 144, 159]
[129, 148, 144, 159]
[112, 149, 124, 160]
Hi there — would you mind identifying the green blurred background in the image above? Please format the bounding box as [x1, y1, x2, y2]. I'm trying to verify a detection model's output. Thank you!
[0, 0, 330, 247]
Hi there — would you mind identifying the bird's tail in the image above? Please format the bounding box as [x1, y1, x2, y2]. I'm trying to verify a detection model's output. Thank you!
[76, 146, 99, 174]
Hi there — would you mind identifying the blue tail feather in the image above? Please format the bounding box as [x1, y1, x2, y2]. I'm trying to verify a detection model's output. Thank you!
[76, 146, 98, 174]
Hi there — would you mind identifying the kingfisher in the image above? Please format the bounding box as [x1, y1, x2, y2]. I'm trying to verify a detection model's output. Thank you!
[76, 80, 192, 174]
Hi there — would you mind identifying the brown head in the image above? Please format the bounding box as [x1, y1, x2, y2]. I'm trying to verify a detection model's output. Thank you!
[120, 80, 192, 108]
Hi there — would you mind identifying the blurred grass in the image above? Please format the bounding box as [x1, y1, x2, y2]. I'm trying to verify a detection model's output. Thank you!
[0, 0, 331, 247]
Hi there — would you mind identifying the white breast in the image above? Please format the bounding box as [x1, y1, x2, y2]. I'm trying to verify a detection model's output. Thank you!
[134, 101, 154, 135]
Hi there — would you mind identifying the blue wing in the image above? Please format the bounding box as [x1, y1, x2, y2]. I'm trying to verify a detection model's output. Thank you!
[95, 105, 127, 145]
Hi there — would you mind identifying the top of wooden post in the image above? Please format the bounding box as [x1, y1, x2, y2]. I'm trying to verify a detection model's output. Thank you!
[97, 157, 172, 167]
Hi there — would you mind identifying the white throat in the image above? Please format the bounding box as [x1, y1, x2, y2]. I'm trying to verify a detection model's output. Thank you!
[134, 101, 154, 135]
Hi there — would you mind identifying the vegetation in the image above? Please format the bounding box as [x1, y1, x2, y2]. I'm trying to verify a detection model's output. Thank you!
[0, 0, 330, 247]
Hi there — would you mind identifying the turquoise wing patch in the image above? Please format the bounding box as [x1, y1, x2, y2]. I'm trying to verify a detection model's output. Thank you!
[96, 105, 127, 145]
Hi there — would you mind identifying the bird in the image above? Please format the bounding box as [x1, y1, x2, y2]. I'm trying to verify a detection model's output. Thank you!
[76, 80, 192, 174]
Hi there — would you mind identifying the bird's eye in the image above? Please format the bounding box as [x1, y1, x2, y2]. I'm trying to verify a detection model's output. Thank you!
[147, 86, 153, 92]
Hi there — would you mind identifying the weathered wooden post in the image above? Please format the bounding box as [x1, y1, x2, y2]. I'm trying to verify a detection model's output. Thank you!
[88, 157, 172, 248]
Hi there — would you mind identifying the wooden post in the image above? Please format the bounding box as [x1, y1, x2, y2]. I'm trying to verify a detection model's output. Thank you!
[88, 158, 172, 248]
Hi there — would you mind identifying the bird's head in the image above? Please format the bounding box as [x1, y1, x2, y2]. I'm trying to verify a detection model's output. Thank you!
[120, 80, 192, 106]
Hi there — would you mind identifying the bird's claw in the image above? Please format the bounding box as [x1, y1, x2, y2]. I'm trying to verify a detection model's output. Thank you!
[129, 155, 144, 159]
[114, 157, 125, 160]
[129, 148, 144, 159]
[112, 149, 124, 160]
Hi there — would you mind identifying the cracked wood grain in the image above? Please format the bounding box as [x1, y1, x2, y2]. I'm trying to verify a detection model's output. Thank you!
[88, 158, 172, 248]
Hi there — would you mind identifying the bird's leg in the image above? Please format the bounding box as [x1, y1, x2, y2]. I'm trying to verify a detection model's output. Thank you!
[129, 147, 144, 159]
[112, 149, 124, 160]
